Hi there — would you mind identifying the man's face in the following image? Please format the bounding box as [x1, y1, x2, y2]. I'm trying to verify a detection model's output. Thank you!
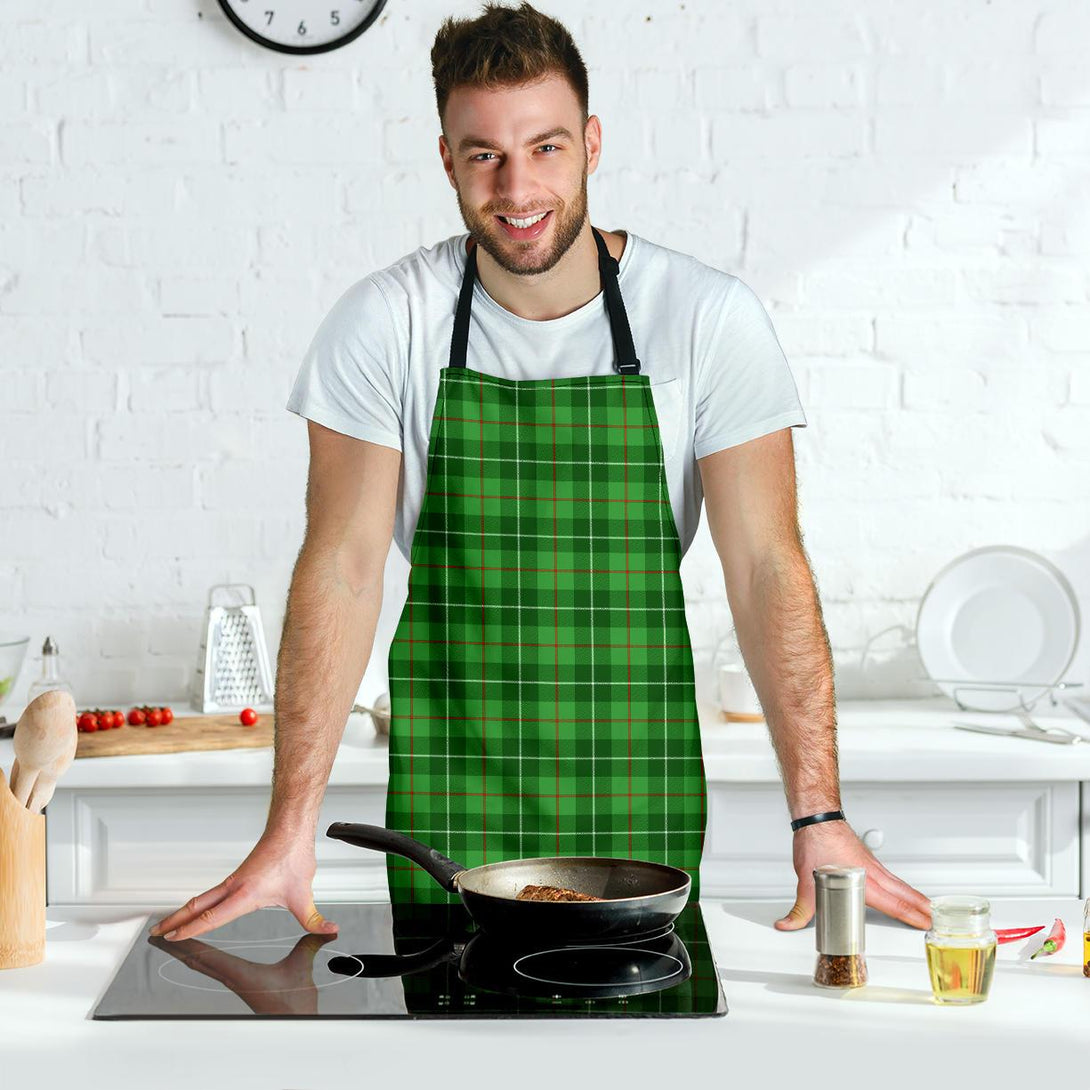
[439, 73, 600, 276]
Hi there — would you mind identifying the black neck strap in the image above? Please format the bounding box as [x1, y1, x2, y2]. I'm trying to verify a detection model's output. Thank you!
[448, 227, 641, 375]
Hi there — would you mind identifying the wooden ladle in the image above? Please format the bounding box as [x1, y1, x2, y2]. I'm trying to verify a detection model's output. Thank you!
[10, 690, 78, 814]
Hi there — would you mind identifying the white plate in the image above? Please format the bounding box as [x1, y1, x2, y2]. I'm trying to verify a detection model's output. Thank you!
[915, 546, 1080, 711]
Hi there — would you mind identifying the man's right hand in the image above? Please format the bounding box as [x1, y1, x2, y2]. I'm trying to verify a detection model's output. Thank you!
[148, 833, 338, 942]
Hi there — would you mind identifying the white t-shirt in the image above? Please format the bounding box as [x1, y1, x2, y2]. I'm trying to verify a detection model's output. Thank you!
[286, 229, 807, 563]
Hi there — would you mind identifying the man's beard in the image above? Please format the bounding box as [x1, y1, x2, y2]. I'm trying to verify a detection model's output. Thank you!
[456, 165, 589, 277]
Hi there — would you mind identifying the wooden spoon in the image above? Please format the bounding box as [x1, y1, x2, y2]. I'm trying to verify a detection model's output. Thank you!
[10, 690, 78, 814]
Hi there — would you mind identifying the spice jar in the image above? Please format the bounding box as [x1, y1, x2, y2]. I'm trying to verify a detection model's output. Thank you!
[925, 896, 997, 1005]
[812, 865, 867, 989]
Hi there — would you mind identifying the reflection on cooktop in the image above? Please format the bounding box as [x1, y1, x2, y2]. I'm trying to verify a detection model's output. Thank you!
[93, 901, 726, 1020]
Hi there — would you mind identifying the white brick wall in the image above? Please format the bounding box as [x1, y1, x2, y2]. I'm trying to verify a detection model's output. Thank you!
[2, 0, 1088, 712]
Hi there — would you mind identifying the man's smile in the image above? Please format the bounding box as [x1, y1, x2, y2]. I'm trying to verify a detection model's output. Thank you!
[494, 208, 553, 240]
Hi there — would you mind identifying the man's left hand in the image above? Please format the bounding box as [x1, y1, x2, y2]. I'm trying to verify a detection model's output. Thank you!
[775, 820, 933, 931]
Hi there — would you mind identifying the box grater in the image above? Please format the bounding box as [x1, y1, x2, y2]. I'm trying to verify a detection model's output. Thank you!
[192, 584, 275, 712]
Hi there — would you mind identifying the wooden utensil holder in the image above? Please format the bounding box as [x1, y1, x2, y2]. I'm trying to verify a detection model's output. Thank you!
[0, 768, 45, 969]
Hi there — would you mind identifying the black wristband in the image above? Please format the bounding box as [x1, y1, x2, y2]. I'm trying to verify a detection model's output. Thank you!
[790, 810, 845, 832]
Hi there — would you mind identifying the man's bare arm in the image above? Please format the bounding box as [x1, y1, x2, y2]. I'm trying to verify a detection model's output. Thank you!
[149, 421, 402, 942]
[265, 420, 401, 844]
[699, 428, 930, 930]
[699, 428, 839, 819]
[735, 553, 840, 820]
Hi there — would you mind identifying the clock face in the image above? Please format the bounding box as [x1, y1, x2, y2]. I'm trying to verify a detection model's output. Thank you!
[218, 0, 388, 55]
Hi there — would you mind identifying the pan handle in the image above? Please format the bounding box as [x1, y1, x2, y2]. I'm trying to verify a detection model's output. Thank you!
[325, 822, 465, 892]
[327, 937, 457, 980]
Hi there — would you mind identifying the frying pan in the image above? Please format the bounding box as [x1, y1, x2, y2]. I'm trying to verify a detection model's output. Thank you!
[325, 823, 691, 944]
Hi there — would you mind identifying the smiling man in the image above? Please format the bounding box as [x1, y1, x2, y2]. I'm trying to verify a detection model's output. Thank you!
[149, 2, 931, 944]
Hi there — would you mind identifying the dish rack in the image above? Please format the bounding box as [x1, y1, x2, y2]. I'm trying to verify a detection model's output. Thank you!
[859, 623, 1084, 713]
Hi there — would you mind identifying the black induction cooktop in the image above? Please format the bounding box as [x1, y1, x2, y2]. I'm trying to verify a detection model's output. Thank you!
[93, 901, 727, 1019]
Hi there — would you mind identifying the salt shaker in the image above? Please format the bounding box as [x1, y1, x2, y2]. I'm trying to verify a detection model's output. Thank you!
[813, 864, 868, 988]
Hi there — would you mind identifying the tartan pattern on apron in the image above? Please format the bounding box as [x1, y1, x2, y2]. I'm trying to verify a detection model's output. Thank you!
[385, 365, 708, 903]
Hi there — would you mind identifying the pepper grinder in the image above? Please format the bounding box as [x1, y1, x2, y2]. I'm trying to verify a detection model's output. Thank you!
[813, 864, 868, 988]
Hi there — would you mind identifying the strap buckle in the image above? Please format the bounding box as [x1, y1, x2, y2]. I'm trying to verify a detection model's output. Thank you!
[615, 358, 642, 375]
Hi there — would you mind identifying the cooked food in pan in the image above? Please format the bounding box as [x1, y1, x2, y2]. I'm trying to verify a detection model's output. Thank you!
[515, 884, 605, 902]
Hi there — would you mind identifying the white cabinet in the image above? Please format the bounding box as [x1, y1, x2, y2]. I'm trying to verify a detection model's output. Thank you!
[702, 781, 1081, 899]
[44, 779, 1082, 905]
[46, 786, 392, 905]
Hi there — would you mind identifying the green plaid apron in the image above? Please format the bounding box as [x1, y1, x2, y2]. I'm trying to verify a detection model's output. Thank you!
[386, 228, 707, 904]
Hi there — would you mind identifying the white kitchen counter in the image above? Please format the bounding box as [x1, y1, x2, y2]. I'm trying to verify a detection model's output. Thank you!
[3, 896, 1086, 1088]
[3, 695, 1090, 788]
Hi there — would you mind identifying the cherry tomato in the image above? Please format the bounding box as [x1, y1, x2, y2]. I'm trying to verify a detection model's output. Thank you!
[239, 707, 258, 727]
[78, 712, 96, 732]
[128, 707, 146, 726]
[146, 708, 163, 727]
[112, 709, 125, 728]
[160, 706, 173, 725]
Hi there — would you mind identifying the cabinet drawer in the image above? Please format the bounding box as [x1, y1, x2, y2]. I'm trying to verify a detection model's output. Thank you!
[701, 781, 1080, 898]
[46, 786, 389, 905]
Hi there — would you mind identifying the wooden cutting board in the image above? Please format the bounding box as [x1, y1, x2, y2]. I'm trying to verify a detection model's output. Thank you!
[74, 715, 273, 759]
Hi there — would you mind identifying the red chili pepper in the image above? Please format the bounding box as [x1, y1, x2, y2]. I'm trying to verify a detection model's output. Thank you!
[1029, 918, 1066, 959]
[995, 925, 1045, 945]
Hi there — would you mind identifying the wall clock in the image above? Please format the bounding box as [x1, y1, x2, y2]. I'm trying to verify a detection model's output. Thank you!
[217, 0, 388, 55]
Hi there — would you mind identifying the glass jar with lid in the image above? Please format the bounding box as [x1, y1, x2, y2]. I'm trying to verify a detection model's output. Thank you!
[925, 895, 997, 1004]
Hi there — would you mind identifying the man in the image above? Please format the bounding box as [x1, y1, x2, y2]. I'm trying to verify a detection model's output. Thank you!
[151, 3, 931, 942]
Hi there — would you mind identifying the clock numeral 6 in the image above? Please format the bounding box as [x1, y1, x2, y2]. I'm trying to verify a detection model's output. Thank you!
[220, 0, 388, 53]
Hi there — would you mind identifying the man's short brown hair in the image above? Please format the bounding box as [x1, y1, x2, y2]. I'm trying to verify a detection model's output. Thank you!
[431, 3, 589, 131]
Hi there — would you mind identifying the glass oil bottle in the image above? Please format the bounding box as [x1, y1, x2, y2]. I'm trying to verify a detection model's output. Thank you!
[925, 896, 997, 1005]
[1083, 897, 1090, 978]
[26, 635, 73, 704]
